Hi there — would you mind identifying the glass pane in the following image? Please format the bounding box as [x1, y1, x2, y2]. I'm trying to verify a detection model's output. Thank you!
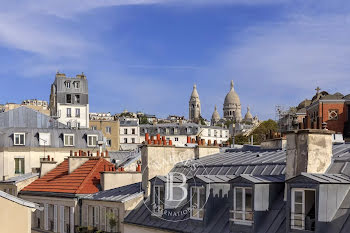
[155, 187, 159, 205]
[20, 134, 24, 144]
[199, 209, 204, 219]
[293, 214, 303, 228]
[295, 191, 303, 203]
[159, 187, 164, 204]
[15, 135, 19, 144]
[294, 203, 302, 214]
[245, 188, 252, 211]
[192, 187, 198, 207]
[235, 212, 243, 220]
[235, 188, 243, 211]
[199, 188, 206, 209]
[245, 212, 253, 221]
[70, 136, 73, 145]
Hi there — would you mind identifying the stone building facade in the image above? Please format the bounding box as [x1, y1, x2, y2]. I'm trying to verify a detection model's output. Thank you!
[89, 113, 120, 151]
[49, 72, 89, 129]
[189, 84, 201, 122]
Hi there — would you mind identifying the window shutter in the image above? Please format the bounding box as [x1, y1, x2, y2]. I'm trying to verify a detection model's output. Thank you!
[70, 207, 74, 233]
[54, 205, 58, 232]
[60, 206, 64, 233]
[44, 204, 49, 230]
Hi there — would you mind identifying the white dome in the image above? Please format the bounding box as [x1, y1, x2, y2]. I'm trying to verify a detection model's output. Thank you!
[224, 80, 240, 106]
[244, 107, 253, 121]
[211, 105, 220, 121]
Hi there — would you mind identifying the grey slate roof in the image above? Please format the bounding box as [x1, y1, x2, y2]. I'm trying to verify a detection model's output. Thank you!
[0, 190, 43, 210]
[82, 182, 143, 203]
[171, 148, 286, 178]
[0, 106, 67, 129]
[293, 173, 350, 184]
[191, 175, 236, 183]
[109, 151, 141, 167]
[0, 173, 39, 184]
[237, 174, 285, 184]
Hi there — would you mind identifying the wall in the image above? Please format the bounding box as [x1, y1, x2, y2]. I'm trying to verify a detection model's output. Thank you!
[0, 196, 33, 233]
[82, 195, 143, 233]
[286, 129, 333, 180]
[57, 103, 89, 128]
[141, 145, 219, 197]
[120, 125, 141, 145]
[89, 120, 120, 151]
[101, 172, 142, 191]
[125, 224, 176, 233]
[20, 195, 78, 233]
[320, 102, 347, 134]
[261, 138, 286, 150]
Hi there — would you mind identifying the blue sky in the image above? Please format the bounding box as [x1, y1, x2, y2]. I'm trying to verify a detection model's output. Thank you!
[1, 0, 350, 120]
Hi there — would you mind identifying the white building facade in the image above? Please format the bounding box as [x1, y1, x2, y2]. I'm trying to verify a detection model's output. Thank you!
[119, 117, 141, 151]
[49, 72, 89, 129]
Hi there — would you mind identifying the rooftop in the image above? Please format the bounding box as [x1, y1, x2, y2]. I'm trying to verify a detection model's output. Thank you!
[21, 157, 115, 194]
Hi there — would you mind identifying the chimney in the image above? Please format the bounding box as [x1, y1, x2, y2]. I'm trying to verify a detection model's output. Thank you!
[40, 156, 57, 177]
[286, 129, 334, 180]
[68, 155, 89, 174]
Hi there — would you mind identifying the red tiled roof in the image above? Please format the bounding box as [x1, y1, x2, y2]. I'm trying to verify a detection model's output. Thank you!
[22, 158, 115, 194]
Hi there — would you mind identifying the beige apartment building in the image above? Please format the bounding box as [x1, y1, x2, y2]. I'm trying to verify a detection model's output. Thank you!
[90, 113, 120, 151]
[0, 190, 42, 233]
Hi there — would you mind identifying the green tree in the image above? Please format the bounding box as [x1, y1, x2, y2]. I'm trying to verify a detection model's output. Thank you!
[139, 116, 149, 124]
[234, 119, 278, 145]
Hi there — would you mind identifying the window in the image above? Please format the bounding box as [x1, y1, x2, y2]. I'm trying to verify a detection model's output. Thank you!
[64, 81, 71, 88]
[67, 122, 71, 128]
[124, 138, 127, 143]
[175, 137, 179, 142]
[132, 138, 135, 143]
[231, 187, 253, 225]
[208, 130, 211, 137]
[14, 133, 25, 145]
[124, 129, 128, 134]
[87, 135, 98, 147]
[75, 108, 80, 117]
[73, 81, 80, 88]
[74, 95, 80, 104]
[91, 126, 97, 130]
[66, 94, 72, 104]
[132, 128, 136, 135]
[106, 127, 112, 134]
[106, 139, 112, 147]
[77, 122, 81, 129]
[39, 133, 51, 146]
[187, 128, 192, 134]
[291, 189, 316, 231]
[214, 130, 217, 137]
[190, 186, 206, 220]
[15, 158, 24, 174]
[64, 134, 74, 146]
[328, 109, 339, 120]
[153, 185, 165, 215]
[165, 128, 170, 135]
[67, 108, 71, 117]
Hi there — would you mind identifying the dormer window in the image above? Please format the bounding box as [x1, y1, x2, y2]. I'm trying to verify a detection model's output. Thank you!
[190, 186, 205, 220]
[14, 133, 25, 146]
[64, 134, 74, 146]
[153, 185, 164, 215]
[291, 189, 316, 231]
[231, 187, 253, 225]
[87, 135, 98, 147]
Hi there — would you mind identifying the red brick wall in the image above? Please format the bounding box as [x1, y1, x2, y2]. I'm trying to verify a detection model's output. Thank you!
[319, 103, 346, 133]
